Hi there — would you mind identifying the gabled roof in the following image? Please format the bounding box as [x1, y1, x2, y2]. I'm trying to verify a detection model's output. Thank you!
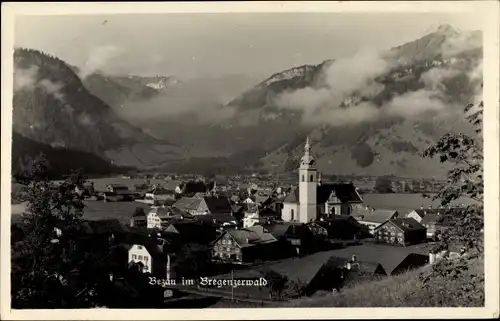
[261, 222, 305, 238]
[82, 219, 128, 235]
[420, 213, 452, 226]
[180, 181, 207, 194]
[411, 208, 443, 218]
[317, 183, 363, 204]
[381, 217, 425, 233]
[163, 180, 182, 191]
[146, 187, 175, 195]
[203, 196, 232, 214]
[318, 244, 429, 276]
[283, 187, 299, 203]
[356, 209, 398, 224]
[172, 197, 203, 211]
[220, 227, 277, 248]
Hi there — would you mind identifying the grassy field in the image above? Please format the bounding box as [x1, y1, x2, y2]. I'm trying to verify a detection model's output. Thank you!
[360, 193, 479, 214]
[285, 256, 484, 307]
[53, 176, 172, 192]
[11, 200, 150, 225]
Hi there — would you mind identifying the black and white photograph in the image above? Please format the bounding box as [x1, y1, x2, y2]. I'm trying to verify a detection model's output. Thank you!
[1, 1, 499, 319]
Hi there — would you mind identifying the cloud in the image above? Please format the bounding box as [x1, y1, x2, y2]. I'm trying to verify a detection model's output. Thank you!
[441, 30, 482, 58]
[14, 66, 66, 103]
[14, 66, 39, 91]
[39, 79, 65, 102]
[79, 45, 122, 79]
[271, 33, 482, 127]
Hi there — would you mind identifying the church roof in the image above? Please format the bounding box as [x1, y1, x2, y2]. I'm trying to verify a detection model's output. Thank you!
[283, 183, 362, 204]
[317, 183, 363, 204]
[283, 187, 299, 203]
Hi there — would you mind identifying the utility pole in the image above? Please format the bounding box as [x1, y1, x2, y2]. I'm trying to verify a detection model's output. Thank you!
[231, 269, 234, 304]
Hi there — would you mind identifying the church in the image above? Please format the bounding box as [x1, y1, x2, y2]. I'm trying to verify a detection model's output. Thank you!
[282, 137, 364, 223]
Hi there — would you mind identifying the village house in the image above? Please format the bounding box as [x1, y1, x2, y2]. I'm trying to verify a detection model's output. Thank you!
[178, 181, 209, 196]
[261, 221, 316, 256]
[324, 244, 429, 277]
[211, 225, 279, 264]
[126, 236, 173, 278]
[355, 209, 399, 235]
[106, 184, 130, 194]
[281, 138, 363, 224]
[307, 215, 364, 242]
[420, 212, 451, 240]
[405, 208, 443, 223]
[172, 195, 233, 216]
[163, 220, 218, 245]
[144, 187, 176, 205]
[373, 218, 427, 246]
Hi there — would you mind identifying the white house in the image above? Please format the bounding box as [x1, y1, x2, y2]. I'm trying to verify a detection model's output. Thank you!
[145, 187, 176, 205]
[128, 244, 153, 273]
[355, 209, 399, 235]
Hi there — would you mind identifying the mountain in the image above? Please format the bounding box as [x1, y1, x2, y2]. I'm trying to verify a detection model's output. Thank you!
[11, 132, 127, 179]
[12, 48, 186, 170]
[217, 25, 483, 178]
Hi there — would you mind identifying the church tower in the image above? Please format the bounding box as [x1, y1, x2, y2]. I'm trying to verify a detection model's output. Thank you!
[298, 137, 318, 223]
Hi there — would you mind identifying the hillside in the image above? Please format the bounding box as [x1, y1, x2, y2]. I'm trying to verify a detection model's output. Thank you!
[285, 256, 483, 307]
[12, 48, 186, 169]
[224, 25, 483, 178]
[11, 132, 127, 179]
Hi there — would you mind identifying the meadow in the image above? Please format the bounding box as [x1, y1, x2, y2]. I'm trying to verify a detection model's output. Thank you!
[360, 193, 479, 214]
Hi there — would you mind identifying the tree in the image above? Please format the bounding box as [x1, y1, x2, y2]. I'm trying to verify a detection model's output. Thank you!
[11, 154, 110, 308]
[423, 101, 483, 254]
[419, 101, 485, 306]
[374, 176, 393, 193]
[261, 269, 288, 300]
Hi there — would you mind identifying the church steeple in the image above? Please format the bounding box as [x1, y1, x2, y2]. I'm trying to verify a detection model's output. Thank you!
[300, 136, 316, 169]
[298, 136, 318, 223]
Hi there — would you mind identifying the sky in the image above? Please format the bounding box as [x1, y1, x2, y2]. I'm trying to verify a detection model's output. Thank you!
[14, 13, 482, 79]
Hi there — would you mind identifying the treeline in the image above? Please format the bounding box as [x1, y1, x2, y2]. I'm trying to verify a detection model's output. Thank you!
[12, 133, 132, 181]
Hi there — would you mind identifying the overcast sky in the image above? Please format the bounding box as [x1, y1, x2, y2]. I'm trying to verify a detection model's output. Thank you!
[14, 13, 482, 79]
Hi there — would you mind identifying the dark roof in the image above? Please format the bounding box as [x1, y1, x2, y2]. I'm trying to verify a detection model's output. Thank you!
[384, 218, 426, 233]
[261, 222, 305, 238]
[146, 187, 175, 195]
[324, 244, 429, 275]
[317, 183, 363, 204]
[217, 250, 336, 285]
[180, 181, 207, 194]
[203, 196, 232, 214]
[222, 227, 277, 248]
[283, 187, 299, 203]
[420, 213, 453, 226]
[412, 208, 443, 217]
[172, 197, 202, 211]
[356, 209, 398, 224]
[82, 219, 128, 235]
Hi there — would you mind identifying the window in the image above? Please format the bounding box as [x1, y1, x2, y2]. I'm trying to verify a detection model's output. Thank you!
[302, 175, 305, 182]
[310, 175, 314, 182]
[132, 254, 137, 260]
[138, 255, 143, 260]
[144, 256, 149, 262]
[137, 246, 143, 250]
[291, 209, 295, 220]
